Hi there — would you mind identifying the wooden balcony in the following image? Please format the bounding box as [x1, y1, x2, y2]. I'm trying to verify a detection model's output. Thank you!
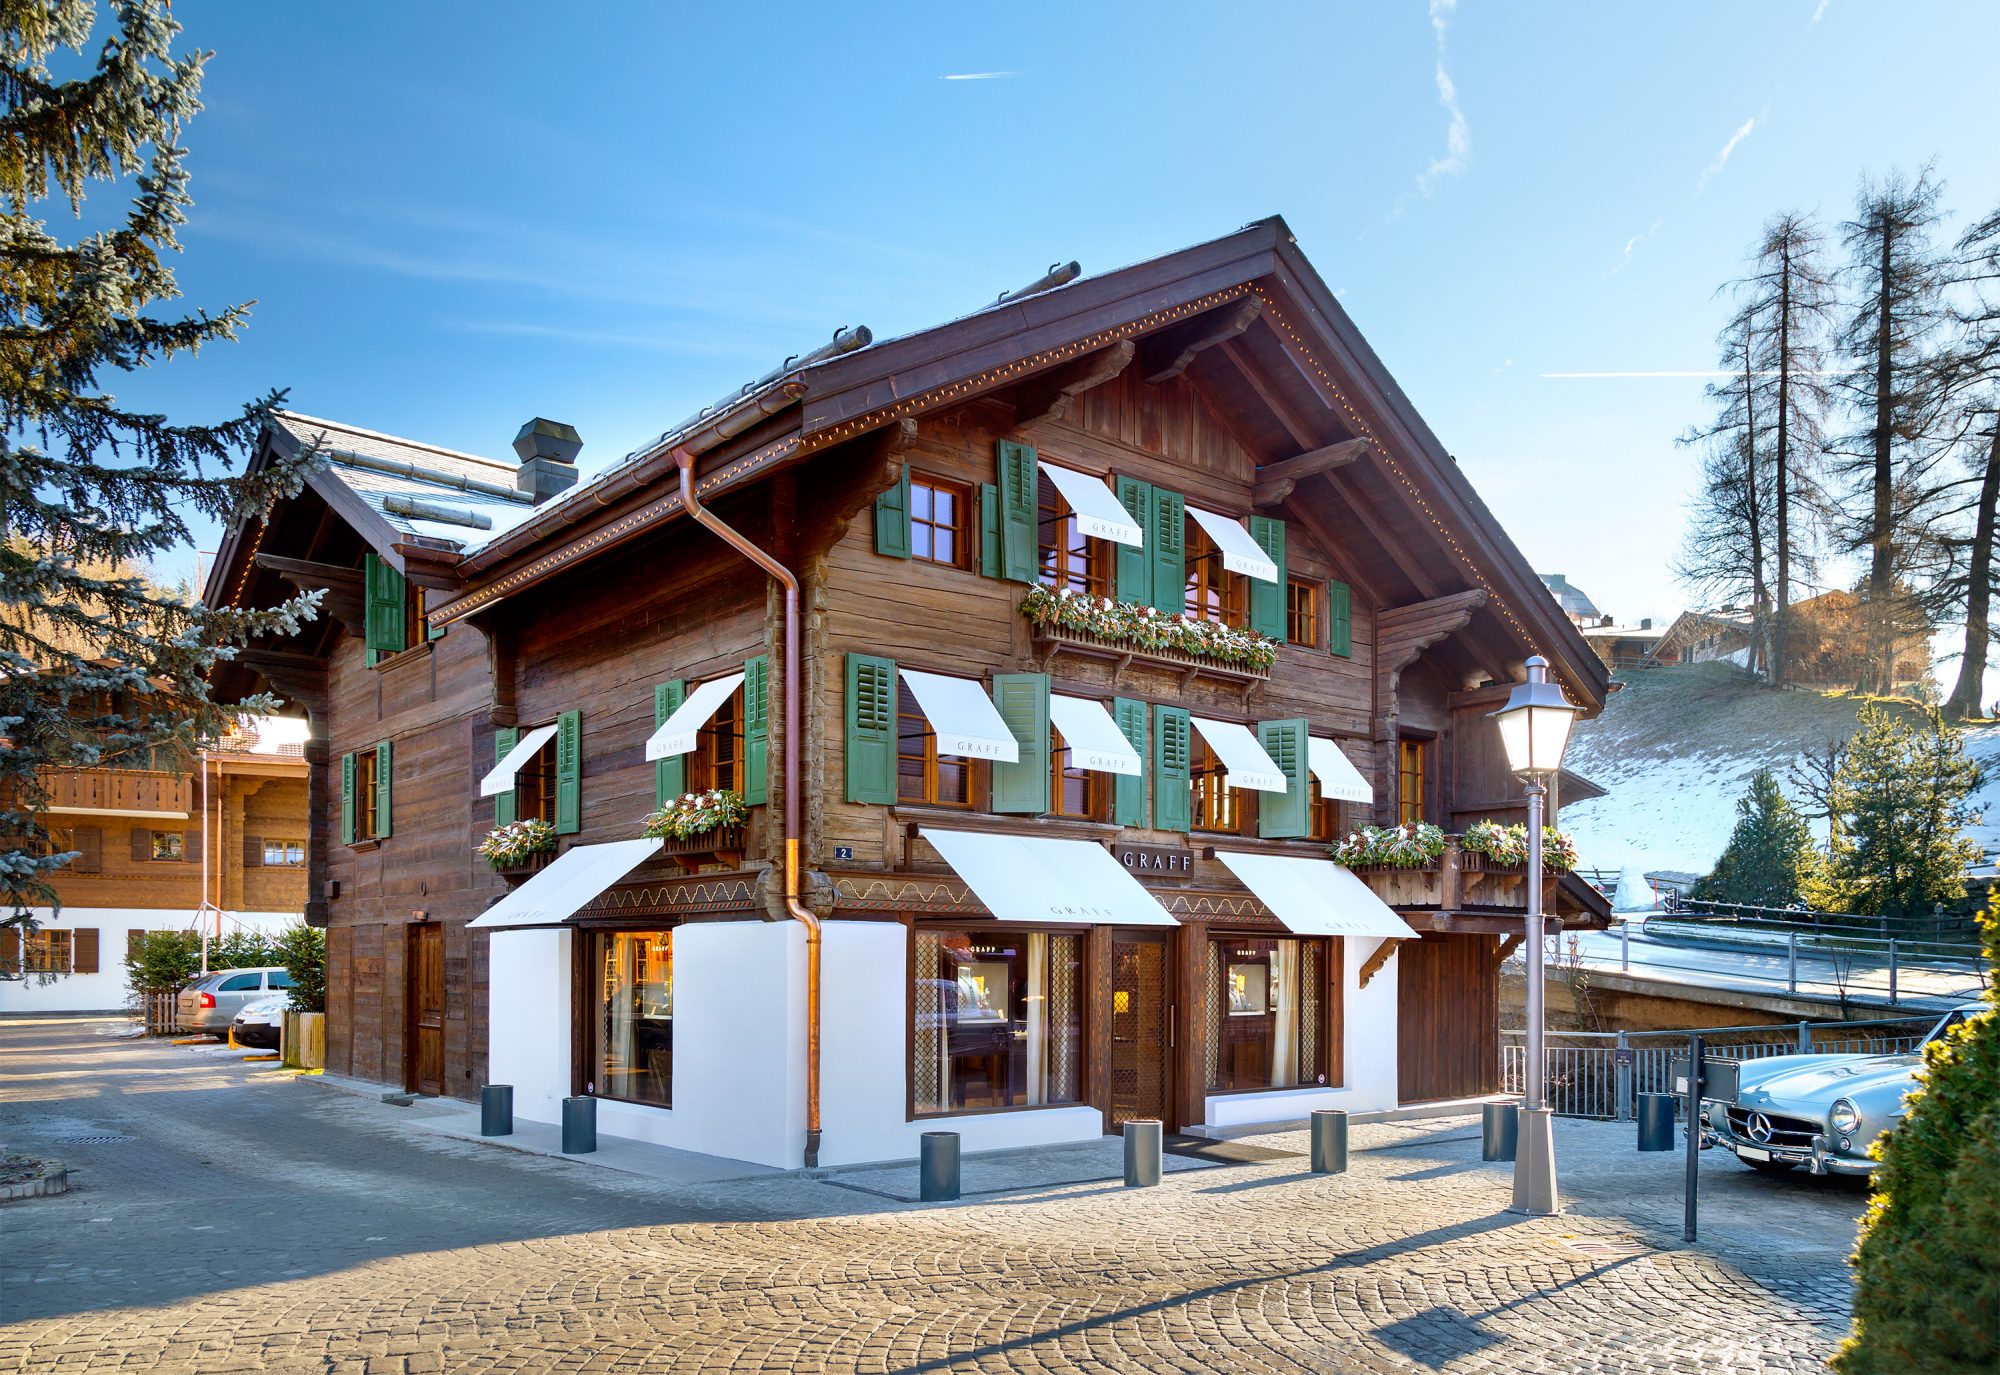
[42, 767, 192, 819]
[1348, 838, 1543, 911]
[1030, 624, 1271, 698]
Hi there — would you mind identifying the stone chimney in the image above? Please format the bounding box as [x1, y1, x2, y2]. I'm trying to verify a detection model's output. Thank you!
[513, 418, 583, 502]
[1640, 617, 1653, 630]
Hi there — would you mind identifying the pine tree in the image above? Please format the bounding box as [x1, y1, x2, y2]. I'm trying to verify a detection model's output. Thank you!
[1691, 769, 1816, 908]
[1810, 703, 1983, 923]
[1, 0, 317, 926]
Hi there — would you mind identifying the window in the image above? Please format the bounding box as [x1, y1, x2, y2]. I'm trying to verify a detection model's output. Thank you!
[1049, 726, 1108, 821]
[1184, 521, 1246, 625]
[1286, 578, 1318, 647]
[910, 475, 970, 569]
[591, 930, 673, 1108]
[1308, 782, 1340, 842]
[19, 929, 74, 975]
[1207, 936, 1330, 1092]
[912, 928, 1085, 1115]
[1191, 737, 1252, 834]
[1398, 738, 1428, 826]
[514, 731, 557, 826]
[897, 681, 975, 807]
[149, 831, 183, 862]
[262, 839, 305, 867]
[267, 970, 295, 990]
[218, 972, 261, 992]
[690, 690, 744, 794]
[1037, 471, 1111, 597]
[354, 749, 382, 840]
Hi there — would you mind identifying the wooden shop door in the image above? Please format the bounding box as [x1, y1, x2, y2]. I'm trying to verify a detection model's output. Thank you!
[1396, 931, 1500, 1103]
[1109, 930, 1174, 1131]
[406, 923, 445, 1096]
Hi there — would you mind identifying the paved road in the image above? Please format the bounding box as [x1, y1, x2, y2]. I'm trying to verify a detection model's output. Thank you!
[1564, 924, 1986, 1011]
[0, 1016, 1866, 1374]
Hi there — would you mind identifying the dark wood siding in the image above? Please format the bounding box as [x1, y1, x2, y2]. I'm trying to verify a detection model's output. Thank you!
[1396, 932, 1499, 1103]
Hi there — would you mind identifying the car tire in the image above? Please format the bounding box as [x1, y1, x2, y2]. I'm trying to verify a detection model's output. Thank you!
[1740, 1156, 1798, 1174]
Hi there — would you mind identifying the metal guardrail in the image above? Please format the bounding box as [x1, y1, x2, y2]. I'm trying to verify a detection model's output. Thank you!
[1500, 1015, 1939, 1120]
[1664, 897, 1978, 950]
[1632, 914, 1985, 1000]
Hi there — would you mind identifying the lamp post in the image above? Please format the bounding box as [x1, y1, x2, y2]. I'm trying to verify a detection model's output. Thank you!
[1492, 654, 1580, 1216]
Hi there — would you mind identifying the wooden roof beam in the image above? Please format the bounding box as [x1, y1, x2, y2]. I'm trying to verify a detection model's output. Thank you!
[1253, 437, 1371, 507]
[1377, 589, 1489, 694]
[1012, 340, 1135, 425]
[1140, 297, 1265, 385]
[252, 553, 365, 638]
[1217, 339, 1321, 450]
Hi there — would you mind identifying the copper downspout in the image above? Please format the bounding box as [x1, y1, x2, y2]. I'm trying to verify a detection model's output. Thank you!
[673, 450, 823, 1168]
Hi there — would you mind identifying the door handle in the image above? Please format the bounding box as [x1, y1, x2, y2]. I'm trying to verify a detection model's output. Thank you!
[1169, 1005, 1175, 1049]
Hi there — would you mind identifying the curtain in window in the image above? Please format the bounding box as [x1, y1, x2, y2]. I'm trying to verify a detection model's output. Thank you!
[1025, 933, 1048, 1105]
[1270, 940, 1300, 1088]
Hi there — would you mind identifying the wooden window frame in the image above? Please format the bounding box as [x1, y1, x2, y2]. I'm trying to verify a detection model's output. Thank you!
[896, 681, 981, 809]
[909, 473, 972, 571]
[1397, 736, 1429, 827]
[689, 687, 746, 795]
[1308, 783, 1340, 842]
[354, 749, 382, 841]
[22, 928, 75, 976]
[1286, 577, 1319, 648]
[1048, 726, 1110, 822]
[513, 729, 558, 827]
[1190, 737, 1255, 836]
[1037, 471, 1113, 598]
[262, 838, 306, 867]
[1183, 522, 1247, 626]
[148, 830, 184, 862]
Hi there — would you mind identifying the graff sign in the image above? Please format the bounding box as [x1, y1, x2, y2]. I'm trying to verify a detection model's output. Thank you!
[1114, 843, 1193, 877]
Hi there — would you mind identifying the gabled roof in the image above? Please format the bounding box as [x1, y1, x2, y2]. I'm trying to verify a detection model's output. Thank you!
[1539, 573, 1600, 620]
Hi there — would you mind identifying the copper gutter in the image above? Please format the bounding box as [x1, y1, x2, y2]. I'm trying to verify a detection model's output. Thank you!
[673, 450, 823, 1169]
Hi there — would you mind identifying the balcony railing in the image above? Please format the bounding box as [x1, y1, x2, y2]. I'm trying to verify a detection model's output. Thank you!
[42, 768, 193, 817]
[1030, 624, 1272, 688]
[1345, 837, 1558, 911]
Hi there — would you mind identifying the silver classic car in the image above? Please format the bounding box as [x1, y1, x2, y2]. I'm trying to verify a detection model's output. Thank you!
[1699, 1003, 1982, 1176]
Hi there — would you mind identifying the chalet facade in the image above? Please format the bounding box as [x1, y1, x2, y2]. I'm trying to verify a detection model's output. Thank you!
[206, 219, 1609, 1169]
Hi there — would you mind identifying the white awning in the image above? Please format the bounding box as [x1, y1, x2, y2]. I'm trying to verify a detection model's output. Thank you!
[1189, 717, 1288, 792]
[1309, 736, 1374, 804]
[900, 670, 1019, 762]
[479, 723, 559, 797]
[467, 838, 664, 929]
[1041, 463, 1144, 547]
[1214, 851, 1419, 938]
[920, 827, 1177, 926]
[1048, 695, 1142, 776]
[644, 673, 745, 762]
[1186, 506, 1279, 583]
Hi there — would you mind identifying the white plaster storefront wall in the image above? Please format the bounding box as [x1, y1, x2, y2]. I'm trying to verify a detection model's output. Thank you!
[486, 926, 574, 1125]
[1202, 933, 1401, 1131]
[0, 906, 300, 1015]
[816, 919, 1104, 1168]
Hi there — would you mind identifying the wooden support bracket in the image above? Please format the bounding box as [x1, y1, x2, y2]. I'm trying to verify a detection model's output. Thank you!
[1252, 438, 1371, 507]
[1013, 341, 1135, 424]
[1496, 932, 1525, 964]
[1139, 297, 1264, 384]
[1357, 936, 1403, 989]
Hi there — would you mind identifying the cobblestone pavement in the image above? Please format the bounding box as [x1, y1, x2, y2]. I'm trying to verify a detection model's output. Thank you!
[0, 1016, 1863, 1374]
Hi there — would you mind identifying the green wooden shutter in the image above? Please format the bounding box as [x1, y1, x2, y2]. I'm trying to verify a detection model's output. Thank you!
[1114, 476, 1152, 604]
[874, 463, 912, 559]
[553, 710, 581, 835]
[742, 655, 770, 806]
[1148, 488, 1186, 614]
[1112, 696, 1148, 828]
[339, 752, 356, 844]
[1256, 718, 1311, 839]
[979, 482, 1001, 577]
[996, 440, 1039, 583]
[1328, 579, 1352, 657]
[363, 553, 406, 654]
[654, 681, 686, 807]
[1248, 516, 1287, 640]
[989, 673, 1051, 814]
[493, 727, 518, 827]
[1152, 706, 1192, 833]
[373, 740, 393, 839]
[844, 653, 898, 804]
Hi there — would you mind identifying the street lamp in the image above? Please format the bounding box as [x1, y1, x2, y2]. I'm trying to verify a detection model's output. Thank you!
[1492, 654, 1580, 1216]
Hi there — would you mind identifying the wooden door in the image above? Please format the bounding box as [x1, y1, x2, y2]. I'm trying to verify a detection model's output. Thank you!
[406, 923, 445, 1096]
[1109, 930, 1174, 1131]
[1396, 931, 1500, 1103]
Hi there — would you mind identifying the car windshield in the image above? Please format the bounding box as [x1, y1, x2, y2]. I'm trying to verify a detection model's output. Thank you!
[1921, 1008, 1975, 1048]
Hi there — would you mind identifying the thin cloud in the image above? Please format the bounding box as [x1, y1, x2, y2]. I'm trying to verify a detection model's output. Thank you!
[1607, 218, 1664, 276]
[942, 71, 1018, 81]
[446, 320, 758, 356]
[1392, 0, 1469, 217]
[1696, 118, 1756, 193]
[1812, 0, 1831, 21]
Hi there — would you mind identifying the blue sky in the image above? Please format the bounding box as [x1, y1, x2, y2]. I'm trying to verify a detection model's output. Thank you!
[116, 2, 2000, 651]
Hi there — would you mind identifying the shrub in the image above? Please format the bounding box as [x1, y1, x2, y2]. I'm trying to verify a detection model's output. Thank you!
[1834, 906, 2000, 1373]
[126, 930, 202, 996]
[271, 924, 325, 1013]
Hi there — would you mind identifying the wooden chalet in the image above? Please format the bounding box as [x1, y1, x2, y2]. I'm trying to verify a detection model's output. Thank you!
[205, 218, 1610, 1168]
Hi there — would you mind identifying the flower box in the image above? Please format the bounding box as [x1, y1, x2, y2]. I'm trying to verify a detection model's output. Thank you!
[1348, 863, 1445, 908]
[1030, 624, 1272, 684]
[653, 823, 746, 873]
[1020, 586, 1277, 688]
[495, 849, 554, 887]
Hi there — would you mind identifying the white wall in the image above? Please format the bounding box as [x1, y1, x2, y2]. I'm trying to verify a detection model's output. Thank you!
[485, 926, 573, 1122]
[0, 907, 301, 1015]
[1201, 933, 1401, 1131]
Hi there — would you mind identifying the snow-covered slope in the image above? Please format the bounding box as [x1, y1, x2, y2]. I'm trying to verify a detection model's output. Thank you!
[1558, 661, 2000, 880]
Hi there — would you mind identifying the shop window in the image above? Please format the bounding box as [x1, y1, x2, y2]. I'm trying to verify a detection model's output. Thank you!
[1191, 737, 1253, 835]
[591, 930, 674, 1108]
[1049, 726, 1108, 821]
[262, 839, 305, 867]
[690, 690, 744, 794]
[897, 681, 975, 808]
[1183, 521, 1246, 626]
[1037, 471, 1111, 598]
[1397, 738, 1428, 826]
[514, 732, 558, 826]
[1207, 936, 1329, 1092]
[912, 928, 1084, 1115]
[149, 830, 183, 861]
[911, 475, 970, 569]
[1286, 578, 1318, 647]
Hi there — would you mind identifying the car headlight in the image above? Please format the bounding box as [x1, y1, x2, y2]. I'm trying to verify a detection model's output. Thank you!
[1829, 1099, 1861, 1135]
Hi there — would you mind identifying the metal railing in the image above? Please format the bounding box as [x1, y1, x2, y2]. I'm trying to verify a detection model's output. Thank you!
[1500, 1014, 1940, 1120]
[1662, 897, 1978, 951]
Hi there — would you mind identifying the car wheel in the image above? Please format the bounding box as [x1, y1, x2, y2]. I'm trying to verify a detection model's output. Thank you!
[1741, 1156, 1798, 1174]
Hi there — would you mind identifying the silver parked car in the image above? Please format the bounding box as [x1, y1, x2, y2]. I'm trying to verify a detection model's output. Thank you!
[1699, 1003, 1982, 1177]
[176, 967, 294, 1035]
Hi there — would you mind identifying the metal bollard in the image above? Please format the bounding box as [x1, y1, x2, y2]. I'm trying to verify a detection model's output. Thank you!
[1123, 1119, 1163, 1187]
[1636, 1092, 1676, 1152]
[481, 1083, 514, 1137]
[919, 1131, 960, 1202]
[561, 1094, 597, 1154]
[1310, 1109, 1349, 1173]
[1482, 1102, 1518, 1161]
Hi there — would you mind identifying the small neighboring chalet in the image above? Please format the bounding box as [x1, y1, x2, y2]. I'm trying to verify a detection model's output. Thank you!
[0, 720, 308, 1013]
[206, 218, 1610, 1169]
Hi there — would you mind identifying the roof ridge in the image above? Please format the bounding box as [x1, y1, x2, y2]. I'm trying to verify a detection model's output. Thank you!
[275, 409, 515, 473]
